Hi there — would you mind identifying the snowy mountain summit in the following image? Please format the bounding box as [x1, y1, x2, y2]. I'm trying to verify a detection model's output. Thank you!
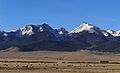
[3, 23, 68, 40]
[69, 23, 120, 37]
[69, 23, 99, 34]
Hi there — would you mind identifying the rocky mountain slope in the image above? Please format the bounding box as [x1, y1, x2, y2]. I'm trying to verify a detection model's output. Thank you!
[0, 23, 120, 52]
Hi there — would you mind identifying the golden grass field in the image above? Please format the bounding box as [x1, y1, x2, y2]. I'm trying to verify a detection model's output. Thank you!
[0, 49, 120, 73]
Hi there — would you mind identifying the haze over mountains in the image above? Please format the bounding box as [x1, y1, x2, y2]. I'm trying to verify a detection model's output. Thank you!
[0, 23, 120, 52]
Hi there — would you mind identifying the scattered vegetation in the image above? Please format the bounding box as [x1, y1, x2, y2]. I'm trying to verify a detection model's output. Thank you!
[0, 59, 120, 73]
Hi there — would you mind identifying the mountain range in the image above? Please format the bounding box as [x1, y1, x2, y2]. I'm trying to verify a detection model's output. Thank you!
[0, 23, 120, 52]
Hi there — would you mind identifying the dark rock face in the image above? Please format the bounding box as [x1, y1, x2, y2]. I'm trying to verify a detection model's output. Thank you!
[0, 23, 120, 52]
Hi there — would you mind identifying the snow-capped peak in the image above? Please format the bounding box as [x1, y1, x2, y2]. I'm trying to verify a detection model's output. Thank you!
[106, 30, 120, 37]
[20, 25, 34, 36]
[116, 30, 120, 35]
[69, 23, 97, 34]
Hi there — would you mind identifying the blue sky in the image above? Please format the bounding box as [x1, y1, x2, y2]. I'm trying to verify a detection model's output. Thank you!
[0, 0, 120, 31]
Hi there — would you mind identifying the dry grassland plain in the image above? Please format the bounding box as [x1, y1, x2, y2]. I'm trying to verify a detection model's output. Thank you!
[0, 50, 120, 73]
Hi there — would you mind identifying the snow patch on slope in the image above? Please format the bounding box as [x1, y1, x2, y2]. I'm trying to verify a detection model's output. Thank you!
[39, 27, 44, 32]
[59, 31, 63, 35]
[102, 31, 109, 36]
[20, 25, 34, 35]
[3, 33, 8, 37]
